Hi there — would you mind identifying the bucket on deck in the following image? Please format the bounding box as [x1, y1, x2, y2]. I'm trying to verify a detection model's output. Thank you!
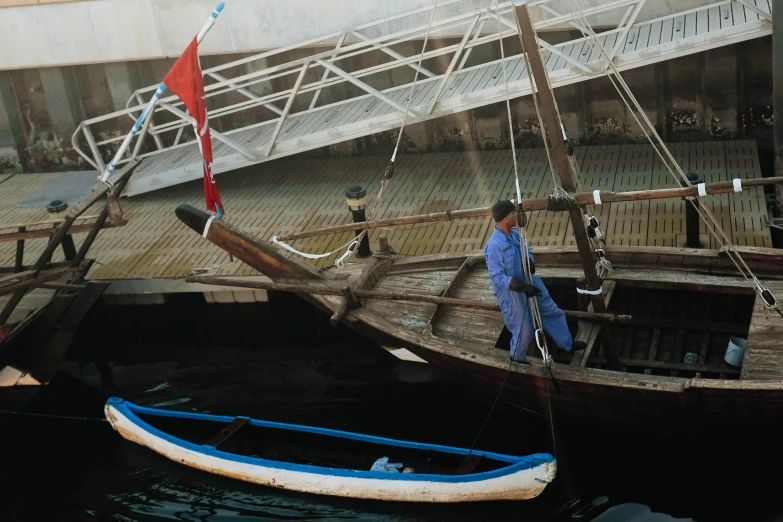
[724, 337, 747, 367]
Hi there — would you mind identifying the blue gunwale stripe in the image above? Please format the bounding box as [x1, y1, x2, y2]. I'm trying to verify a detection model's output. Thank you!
[108, 398, 554, 484]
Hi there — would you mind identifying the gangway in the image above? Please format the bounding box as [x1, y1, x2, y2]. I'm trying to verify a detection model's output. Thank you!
[71, 0, 772, 196]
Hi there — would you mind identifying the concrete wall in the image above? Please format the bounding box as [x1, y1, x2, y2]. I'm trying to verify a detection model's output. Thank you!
[0, 0, 718, 70]
[0, 34, 772, 174]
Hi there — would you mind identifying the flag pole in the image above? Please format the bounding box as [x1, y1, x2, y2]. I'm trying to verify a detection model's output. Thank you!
[99, 2, 226, 185]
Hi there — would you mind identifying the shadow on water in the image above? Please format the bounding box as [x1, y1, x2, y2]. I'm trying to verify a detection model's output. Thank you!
[2, 291, 783, 521]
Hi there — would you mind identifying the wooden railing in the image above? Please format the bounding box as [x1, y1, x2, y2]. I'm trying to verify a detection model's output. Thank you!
[0, 161, 136, 331]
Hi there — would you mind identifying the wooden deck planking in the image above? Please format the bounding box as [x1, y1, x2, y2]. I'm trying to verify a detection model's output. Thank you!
[0, 142, 771, 282]
[740, 280, 783, 380]
[0, 288, 55, 324]
[690, 141, 732, 249]
[607, 144, 654, 246]
[647, 142, 690, 247]
[526, 150, 569, 247]
[723, 140, 772, 247]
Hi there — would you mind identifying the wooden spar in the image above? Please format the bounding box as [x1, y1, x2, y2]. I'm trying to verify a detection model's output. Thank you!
[276, 176, 783, 242]
[0, 219, 126, 243]
[513, 3, 621, 369]
[0, 267, 78, 298]
[176, 204, 325, 281]
[185, 274, 631, 323]
[0, 214, 103, 232]
[0, 160, 138, 327]
[73, 165, 134, 266]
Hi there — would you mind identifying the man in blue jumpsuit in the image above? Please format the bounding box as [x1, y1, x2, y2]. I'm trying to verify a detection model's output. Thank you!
[484, 200, 584, 363]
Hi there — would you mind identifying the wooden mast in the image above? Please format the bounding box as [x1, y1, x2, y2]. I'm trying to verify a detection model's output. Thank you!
[513, 2, 621, 368]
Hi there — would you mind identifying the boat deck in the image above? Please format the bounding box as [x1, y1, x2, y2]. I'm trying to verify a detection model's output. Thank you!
[741, 280, 783, 380]
[0, 141, 772, 283]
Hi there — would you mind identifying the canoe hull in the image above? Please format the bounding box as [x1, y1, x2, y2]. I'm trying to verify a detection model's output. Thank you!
[105, 402, 556, 502]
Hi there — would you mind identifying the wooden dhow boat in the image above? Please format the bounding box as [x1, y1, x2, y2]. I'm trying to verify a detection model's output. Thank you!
[105, 397, 556, 502]
[178, 202, 783, 439]
[174, 3, 783, 439]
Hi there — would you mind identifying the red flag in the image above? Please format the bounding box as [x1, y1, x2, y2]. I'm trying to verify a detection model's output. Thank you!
[163, 37, 224, 215]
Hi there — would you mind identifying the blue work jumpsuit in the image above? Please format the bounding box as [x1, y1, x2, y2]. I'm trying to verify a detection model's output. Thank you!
[484, 226, 573, 362]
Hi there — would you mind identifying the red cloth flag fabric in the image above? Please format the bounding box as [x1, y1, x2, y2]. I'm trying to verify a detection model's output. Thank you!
[163, 37, 224, 215]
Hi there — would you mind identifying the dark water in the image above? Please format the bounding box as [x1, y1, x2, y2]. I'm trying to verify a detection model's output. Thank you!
[2, 292, 783, 521]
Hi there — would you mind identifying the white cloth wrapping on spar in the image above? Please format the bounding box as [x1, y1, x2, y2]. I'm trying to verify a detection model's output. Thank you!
[484, 227, 573, 362]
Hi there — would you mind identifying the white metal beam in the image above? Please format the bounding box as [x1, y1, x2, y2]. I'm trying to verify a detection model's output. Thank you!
[351, 30, 437, 79]
[310, 33, 348, 110]
[425, 14, 481, 115]
[266, 61, 311, 157]
[315, 59, 419, 117]
[158, 102, 260, 160]
[735, 0, 772, 21]
[207, 71, 284, 116]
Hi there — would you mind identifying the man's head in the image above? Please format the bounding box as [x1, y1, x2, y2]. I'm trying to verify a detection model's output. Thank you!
[492, 200, 516, 230]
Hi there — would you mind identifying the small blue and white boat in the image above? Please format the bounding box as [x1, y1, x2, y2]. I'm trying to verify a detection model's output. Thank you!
[105, 398, 556, 502]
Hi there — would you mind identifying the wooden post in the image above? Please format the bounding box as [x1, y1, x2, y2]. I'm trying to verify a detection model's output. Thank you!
[61, 234, 77, 261]
[73, 164, 133, 267]
[14, 227, 24, 273]
[513, 3, 621, 369]
[774, 2, 783, 242]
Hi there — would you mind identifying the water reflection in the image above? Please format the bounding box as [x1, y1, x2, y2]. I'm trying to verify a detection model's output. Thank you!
[592, 504, 694, 522]
[5, 295, 783, 521]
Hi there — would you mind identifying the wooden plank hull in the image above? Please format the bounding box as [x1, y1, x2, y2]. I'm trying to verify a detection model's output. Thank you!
[176, 204, 783, 438]
[105, 398, 556, 502]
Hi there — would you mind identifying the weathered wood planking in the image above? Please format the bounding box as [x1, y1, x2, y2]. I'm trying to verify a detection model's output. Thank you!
[740, 280, 783, 380]
[0, 143, 771, 281]
[0, 288, 55, 324]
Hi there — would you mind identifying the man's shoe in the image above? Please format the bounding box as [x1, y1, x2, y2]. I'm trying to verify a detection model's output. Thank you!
[570, 341, 587, 352]
[510, 356, 531, 365]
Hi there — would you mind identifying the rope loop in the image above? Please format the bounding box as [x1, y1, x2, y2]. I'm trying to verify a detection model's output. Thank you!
[546, 188, 579, 211]
[576, 285, 603, 296]
[534, 329, 552, 367]
[335, 239, 360, 268]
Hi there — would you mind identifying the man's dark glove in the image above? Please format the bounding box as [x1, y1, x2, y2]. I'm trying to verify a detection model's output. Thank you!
[509, 277, 541, 297]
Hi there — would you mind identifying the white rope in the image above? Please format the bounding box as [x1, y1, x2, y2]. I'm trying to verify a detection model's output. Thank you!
[565, 0, 780, 315]
[576, 286, 603, 295]
[495, 0, 550, 365]
[202, 215, 216, 238]
[270, 0, 438, 267]
[272, 235, 358, 261]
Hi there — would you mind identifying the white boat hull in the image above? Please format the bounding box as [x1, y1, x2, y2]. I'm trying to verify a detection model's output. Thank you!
[106, 404, 556, 502]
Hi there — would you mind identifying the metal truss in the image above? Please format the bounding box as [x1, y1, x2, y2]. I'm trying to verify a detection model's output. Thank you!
[70, 0, 772, 196]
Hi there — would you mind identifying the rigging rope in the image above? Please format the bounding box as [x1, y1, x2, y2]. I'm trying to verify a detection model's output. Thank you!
[496, 0, 551, 366]
[565, 0, 780, 316]
[272, 0, 440, 266]
[0, 409, 107, 422]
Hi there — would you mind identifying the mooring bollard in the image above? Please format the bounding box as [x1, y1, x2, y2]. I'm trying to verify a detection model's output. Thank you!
[683, 172, 704, 248]
[344, 185, 372, 258]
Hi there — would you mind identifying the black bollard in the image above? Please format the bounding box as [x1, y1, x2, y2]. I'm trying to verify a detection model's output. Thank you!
[683, 172, 704, 248]
[344, 185, 372, 258]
